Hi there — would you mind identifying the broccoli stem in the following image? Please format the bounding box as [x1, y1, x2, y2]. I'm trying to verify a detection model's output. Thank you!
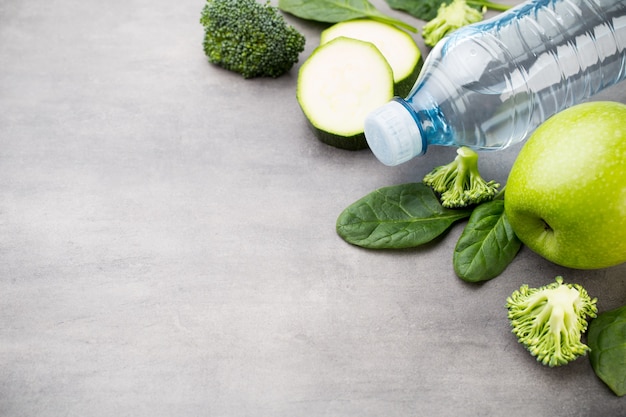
[506, 277, 598, 367]
[423, 146, 499, 208]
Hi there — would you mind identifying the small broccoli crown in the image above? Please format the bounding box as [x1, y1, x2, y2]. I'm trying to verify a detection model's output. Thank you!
[423, 146, 499, 208]
[422, 0, 485, 47]
[200, 0, 305, 78]
[506, 276, 598, 367]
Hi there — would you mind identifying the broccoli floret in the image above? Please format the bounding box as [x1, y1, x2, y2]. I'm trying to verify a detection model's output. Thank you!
[423, 146, 499, 208]
[422, 0, 485, 47]
[200, 0, 305, 78]
[506, 276, 598, 367]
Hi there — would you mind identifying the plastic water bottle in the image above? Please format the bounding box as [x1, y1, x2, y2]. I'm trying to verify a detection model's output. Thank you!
[364, 0, 626, 166]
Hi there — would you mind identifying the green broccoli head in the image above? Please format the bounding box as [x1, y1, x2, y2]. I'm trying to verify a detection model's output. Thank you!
[422, 0, 484, 47]
[506, 276, 598, 367]
[423, 146, 499, 208]
[200, 0, 305, 78]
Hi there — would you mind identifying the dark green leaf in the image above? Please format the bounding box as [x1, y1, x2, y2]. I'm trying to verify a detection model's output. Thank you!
[588, 305, 626, 397]
[278, 0, 417, 32]
[453, 199, 521, 282]
[336, 182, 471, 249]
[385, 0, 509, 21]
[385, 0, 451, 21]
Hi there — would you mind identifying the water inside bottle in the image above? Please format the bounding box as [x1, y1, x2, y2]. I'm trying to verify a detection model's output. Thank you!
[404, 0, 626, 150]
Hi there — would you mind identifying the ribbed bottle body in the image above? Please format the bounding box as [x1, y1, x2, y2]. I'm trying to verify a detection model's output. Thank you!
[405, 0, 626, 150]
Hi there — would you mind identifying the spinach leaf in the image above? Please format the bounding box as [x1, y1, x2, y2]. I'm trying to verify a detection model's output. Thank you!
[385, 0, 509, 21]
[278, 0, 417, 32]
[336, 182, 471, 249]
[588, 305, 626, 397]
[385, 0, 451, 21]
[453, 199, 521, 282]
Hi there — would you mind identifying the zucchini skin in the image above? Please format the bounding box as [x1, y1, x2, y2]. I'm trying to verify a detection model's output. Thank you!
[394, 56, 423, 98]
[305, 119, 369, 151]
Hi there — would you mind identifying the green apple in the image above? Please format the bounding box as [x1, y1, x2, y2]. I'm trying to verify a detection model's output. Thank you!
[504, 101, 626, 269]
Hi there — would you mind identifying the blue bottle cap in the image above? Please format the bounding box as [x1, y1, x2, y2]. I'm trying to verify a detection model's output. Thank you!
[364, 100, 425, 166]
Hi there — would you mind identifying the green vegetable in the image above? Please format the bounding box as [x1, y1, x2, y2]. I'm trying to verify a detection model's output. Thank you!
[336, 182, 472, 248]
[423, 146, 500, 209]
[587, 304, 626, 396]
[385, 0, 510, 21]
[386, 0, 450, 21]
[506, 276, 598, 367]
[278, 0, 417, 33]
[320, 19, 422, 97]
[422, 0, 485, 47]
[297, 37, 394, 150]
[466, 0, 511, 10]
[453, 199, 522, 282]
[200, 0, 305, 78]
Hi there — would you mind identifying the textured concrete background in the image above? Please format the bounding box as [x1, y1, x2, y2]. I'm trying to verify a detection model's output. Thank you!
[1, 0, 625, 416]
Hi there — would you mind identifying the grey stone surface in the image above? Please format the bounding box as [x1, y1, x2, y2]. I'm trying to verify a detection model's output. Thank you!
[1, 0, 625, 416]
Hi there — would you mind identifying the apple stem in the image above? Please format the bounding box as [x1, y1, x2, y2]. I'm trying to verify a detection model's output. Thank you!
[542, 219, 553, 232]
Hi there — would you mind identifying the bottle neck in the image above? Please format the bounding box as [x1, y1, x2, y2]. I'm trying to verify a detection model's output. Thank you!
[395, 95, 454, 149]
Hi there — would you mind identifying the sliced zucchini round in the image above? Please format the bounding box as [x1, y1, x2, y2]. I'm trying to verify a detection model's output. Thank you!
[320, 19, 422, 97]
[297, 36, 394, 150]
